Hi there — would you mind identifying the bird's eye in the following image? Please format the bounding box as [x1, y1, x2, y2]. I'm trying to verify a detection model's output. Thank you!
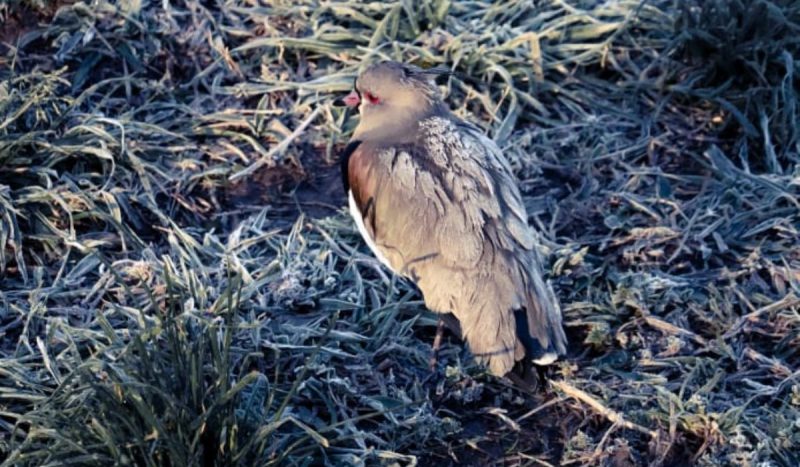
[364, 91, 380, 104]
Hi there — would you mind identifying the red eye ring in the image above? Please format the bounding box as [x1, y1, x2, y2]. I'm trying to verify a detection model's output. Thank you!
[364, 91, 380, 104]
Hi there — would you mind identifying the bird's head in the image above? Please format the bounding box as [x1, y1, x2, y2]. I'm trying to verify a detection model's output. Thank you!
[335, 61, 450, 142]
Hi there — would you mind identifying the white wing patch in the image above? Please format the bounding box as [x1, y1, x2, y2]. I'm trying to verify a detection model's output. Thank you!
[348, 190, 394, 272]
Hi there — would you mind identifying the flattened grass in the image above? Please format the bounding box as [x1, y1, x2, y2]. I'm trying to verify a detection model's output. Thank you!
[1, 0, 799, 465]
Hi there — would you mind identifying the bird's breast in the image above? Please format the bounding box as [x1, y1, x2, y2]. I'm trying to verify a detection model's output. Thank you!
[348, 190, 394, 272]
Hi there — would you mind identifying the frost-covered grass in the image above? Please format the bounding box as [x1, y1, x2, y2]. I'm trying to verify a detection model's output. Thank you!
[1, 1, 799, 465]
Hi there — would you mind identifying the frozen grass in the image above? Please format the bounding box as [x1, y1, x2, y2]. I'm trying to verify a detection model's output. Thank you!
[1, 0, 799, 465]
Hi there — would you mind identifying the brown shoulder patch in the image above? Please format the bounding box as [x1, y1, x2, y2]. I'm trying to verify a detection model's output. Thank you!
[347, 142, 383, 223]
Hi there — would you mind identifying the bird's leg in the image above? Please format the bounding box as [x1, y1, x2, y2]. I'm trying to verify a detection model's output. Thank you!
[536, 364, 550, 393]
[505, 359, 550, 394]
[429, 317, 445, 371]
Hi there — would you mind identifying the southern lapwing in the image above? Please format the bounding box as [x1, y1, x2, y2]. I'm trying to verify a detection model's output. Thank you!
[334, 61, 567, 377]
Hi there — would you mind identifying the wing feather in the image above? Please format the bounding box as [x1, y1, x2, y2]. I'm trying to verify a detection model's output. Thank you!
[346, 117, 566, 376]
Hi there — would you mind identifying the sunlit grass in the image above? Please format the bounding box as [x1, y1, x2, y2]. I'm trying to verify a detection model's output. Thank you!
[1, 0, 798, 465]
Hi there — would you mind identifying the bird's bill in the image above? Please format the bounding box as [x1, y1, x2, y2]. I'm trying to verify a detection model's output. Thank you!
[333, 90, 360, 108]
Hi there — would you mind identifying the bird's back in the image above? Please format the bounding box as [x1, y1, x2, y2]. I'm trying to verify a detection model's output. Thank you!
[346, 115, 566, 376]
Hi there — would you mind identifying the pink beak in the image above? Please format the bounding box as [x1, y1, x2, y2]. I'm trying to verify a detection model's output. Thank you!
[342, 90, 360, 107]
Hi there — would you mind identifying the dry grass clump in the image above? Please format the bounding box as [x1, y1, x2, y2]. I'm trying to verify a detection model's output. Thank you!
[1, 0, 799, 465]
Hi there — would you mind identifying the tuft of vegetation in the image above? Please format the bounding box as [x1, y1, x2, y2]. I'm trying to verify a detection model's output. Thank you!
[1, 0, 798, 465]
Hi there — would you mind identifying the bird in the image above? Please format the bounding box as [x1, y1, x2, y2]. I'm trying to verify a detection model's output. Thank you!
[334, 61, 567, 377]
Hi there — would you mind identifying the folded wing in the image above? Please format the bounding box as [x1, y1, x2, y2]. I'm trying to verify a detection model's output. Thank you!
[347, 117, 566, 376]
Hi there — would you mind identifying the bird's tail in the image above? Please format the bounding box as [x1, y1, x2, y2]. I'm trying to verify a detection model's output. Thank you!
[515, 254, 567, 365]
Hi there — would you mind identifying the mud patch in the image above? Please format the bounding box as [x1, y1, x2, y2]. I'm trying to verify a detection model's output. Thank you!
[223, 145, 347, 226]
[0, 1, 76, 50]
